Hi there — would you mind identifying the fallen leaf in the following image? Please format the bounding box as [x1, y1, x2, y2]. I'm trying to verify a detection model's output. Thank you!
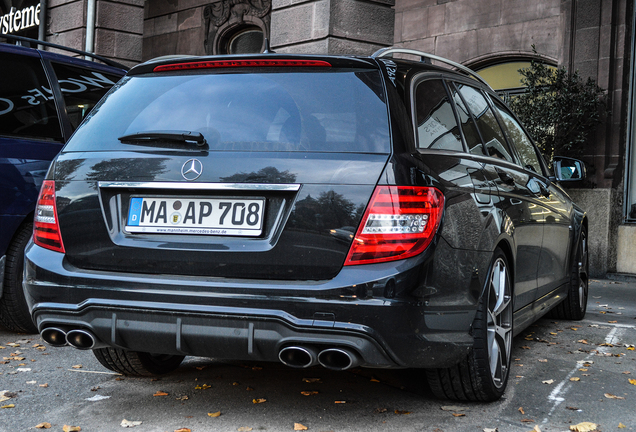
[246, 387, 254, 391]
[570, 377, 581, 381]
[542, 379, 555, 384]
[577, 360, 593, 364]
[604, 393, 625, 399]
[334, 400, 346, 404]
[395, 409, 411, 415]
[566, 406, 579, 410]
[531, 426, 542, 432]
[6, 343, 20, 347]
[237, 428, 253, 432]
[302, 378, 321, 383]
[521, 346, 531, 349]
[208, 412, 221, 417]
[232, 382, 240, 386]
[518, 407, 525, 415]
[579, 368, 588, 372]
[441, 405, 467, 411]
[39, 383, 48, 388]
[451, 413, 465, 417]
[538, 359, 547, 363]
[629, 379, 636, 386]
[627, 347, 635, 351]
[174, 429, 191, 432]
[62, 426, 81, 432]
[195, 384, 211, 390]
[370, 378, 380, 382]
[35, 423, 51, 429]
[521, 418, 535, 422]
[1, 404, 15, 408]
[252, 398, 267, 404]
[175, 395, 188, 401]
[120, 419, 143, 428]
[483, 428, 498, 432]
[608, 320, 618, 323]
[300, 391, 319, 396]
[294, 423, 308, 431]
[578, 339, 589, 344]
[569, 422, 598, 432]
[619, 423, 626, 428]
[599, 343, 614, 347]
[153, 391, 169, 397]
[623, 371, 631, 374]
[375, 408, 388, 413]
[71, 365, 82, 369]
[550, 332, 557, 335]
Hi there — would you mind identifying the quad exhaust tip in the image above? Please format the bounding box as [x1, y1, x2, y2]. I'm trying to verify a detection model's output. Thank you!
[317, 347, 360, 371]
[278, 346, 319, 368]
[66, 329, 98, 350]
[41, 327, 68, 347]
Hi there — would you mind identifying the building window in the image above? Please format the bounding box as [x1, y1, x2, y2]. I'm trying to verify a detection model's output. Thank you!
[474, 60, 557, 101]
[219, 26, 264, 55]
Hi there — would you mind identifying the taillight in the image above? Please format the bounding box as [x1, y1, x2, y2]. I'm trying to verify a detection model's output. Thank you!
[344, 186, 444, 265]
[153, 59, 332, 72]
[33, 180, 65, 253]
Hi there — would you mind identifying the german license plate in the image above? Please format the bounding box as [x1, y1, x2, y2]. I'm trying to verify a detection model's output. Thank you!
[126, 197, 265, 236]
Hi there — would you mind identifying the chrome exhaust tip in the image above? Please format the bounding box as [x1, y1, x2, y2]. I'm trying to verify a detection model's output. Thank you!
[66, 329, 98, 350]
[278, 346, 318, 368]
[317, 347, 360, 371]
[41, 327, 68, 347]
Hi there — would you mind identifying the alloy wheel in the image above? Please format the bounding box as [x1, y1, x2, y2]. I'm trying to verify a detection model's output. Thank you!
[487, 257, 513, 388]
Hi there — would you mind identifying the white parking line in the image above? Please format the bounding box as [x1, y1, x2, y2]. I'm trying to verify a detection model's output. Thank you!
[542, 326, 625, 423]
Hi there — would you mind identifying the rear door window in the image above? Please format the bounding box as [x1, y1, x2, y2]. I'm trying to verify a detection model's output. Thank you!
[413, 79, 464, 152]
[64, 69, 390, 154]
[492, 100, 544, 175]
[447, 81, 486, 156]
[51, 62, 122, 131]
[455, 84, 515, 163]
[0, 52, 62, 142]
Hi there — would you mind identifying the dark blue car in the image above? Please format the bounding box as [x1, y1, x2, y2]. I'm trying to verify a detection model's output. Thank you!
[0, 36, 126, 332]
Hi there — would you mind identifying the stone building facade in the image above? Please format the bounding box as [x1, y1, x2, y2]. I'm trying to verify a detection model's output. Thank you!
[2, 0, 635, 277]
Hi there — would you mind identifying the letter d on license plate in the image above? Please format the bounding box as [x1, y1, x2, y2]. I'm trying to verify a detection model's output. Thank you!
[126, 196, 264, 236]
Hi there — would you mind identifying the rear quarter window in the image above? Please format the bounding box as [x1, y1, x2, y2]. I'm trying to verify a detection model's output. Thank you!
[64, 69, 390, 154]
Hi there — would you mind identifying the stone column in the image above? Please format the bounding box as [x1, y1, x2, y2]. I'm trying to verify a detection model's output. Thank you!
[270, 0, 395, 55]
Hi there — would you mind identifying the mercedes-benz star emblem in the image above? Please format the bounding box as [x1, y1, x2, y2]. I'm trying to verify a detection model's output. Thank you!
[181, 159, 203, 181]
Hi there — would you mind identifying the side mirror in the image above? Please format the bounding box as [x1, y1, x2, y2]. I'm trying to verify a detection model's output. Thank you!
[553, 156, 586, 182]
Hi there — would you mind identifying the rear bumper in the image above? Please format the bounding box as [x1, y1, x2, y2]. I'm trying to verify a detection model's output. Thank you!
[24, 241, 480, 369]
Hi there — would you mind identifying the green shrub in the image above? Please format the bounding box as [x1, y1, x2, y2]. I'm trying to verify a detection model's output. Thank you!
[508, 48, 607, 161]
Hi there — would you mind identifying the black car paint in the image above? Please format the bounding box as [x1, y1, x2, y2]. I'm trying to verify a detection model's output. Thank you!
[23, 54, 585, 370]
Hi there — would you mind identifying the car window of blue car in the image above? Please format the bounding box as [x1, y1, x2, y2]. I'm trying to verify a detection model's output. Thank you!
[0, 52, 63, 142]
[51, 62, 122, 131]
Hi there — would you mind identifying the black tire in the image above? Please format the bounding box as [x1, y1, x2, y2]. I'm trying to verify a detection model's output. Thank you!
[426, 248, 513, 401]
[93, 347, 185, 376]
[0, 223, 38, 333]
[549, 226, 588, 320]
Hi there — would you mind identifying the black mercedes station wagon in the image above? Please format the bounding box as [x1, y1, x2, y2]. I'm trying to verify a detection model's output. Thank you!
[24, 48, 588, 401]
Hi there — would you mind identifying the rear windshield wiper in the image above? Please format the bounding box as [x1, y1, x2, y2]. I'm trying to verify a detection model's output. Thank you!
[118, 130, 208, 148]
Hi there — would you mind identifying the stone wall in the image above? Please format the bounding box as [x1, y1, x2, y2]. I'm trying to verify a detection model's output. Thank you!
[393, 0, 563, 64]
[271, 0, 394, 54]
[47, 0, 143, 65]
[143, 0, 207, 60]
[566, 188, 623, 277]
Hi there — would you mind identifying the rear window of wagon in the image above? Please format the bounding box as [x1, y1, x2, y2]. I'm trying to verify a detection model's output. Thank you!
[63, 69, 390, 154]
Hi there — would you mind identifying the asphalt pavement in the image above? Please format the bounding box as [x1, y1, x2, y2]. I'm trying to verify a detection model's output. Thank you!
[1, 279, 635, 432]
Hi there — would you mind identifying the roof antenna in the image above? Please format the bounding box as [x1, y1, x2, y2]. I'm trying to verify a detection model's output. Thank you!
[263, 37, 276, 54]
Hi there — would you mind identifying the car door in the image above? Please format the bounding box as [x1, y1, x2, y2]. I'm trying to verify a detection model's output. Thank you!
[452, 82, 543, 311]
[491, 100, 572, 301]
